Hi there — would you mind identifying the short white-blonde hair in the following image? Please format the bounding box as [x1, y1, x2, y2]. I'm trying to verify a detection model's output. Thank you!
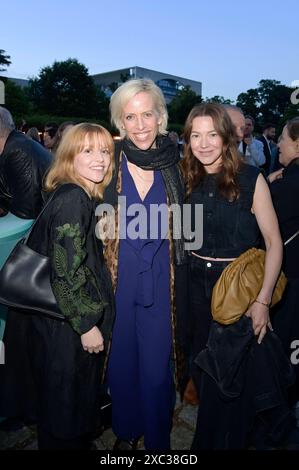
[110, 78, 168, 137]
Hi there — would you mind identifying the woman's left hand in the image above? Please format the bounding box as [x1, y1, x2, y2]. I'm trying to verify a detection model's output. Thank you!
[245, 301, 272, 344]
[267, 168, 283, 183]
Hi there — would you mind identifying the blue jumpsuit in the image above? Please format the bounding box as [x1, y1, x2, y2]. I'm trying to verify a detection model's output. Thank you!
[107, 156, 174, 450]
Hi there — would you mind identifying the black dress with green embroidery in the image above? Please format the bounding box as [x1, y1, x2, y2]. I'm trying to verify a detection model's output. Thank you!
[26, 183, 115, 439]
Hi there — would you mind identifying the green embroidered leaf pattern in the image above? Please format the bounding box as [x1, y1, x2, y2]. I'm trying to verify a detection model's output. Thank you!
[52, 222, 105, 334]
[53, 243, 68, 277]
[70, 254, 83, 276]
[74, 235, 85, 254]
[80, 291, 102, 312]
[52, 280, 74, 317]
[71, 273, 86, 292]
[56, 223, 71, 240]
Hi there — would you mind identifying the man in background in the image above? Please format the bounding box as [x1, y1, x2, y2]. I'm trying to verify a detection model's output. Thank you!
[224, 105, 246, 145]
[241, 116, 266, 168]
[43, 122, 58, 152]
[258, 123, 279, 174]
[0, 106, 52, 219]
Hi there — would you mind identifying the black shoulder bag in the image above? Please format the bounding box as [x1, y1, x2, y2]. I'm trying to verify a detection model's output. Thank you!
[0, 189, 64, 320]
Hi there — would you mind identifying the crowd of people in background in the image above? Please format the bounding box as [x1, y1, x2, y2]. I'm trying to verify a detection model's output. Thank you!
[14, 103, 283, 179]
[0, 78, 298, 451]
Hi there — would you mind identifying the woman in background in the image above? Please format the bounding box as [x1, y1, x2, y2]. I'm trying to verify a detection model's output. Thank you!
[269, 117, 299, 411]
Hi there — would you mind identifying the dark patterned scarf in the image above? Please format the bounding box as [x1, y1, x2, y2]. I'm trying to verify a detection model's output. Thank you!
[104, 135, 186, 265]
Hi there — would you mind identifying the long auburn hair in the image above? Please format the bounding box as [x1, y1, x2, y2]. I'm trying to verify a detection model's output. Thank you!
[181, 103, 242, 200]
[44, 123, 114, 200]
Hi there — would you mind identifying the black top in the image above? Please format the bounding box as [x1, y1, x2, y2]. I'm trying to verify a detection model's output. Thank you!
[270, 158, 299, 279]
[27, 183, 114, 338]
[0, 130, 52, 218]
[257, 135, 272, 175]
[189, 164, 261, 258]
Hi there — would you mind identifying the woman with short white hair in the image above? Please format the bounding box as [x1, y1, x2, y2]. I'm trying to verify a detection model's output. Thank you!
[103, 78, 187, 451]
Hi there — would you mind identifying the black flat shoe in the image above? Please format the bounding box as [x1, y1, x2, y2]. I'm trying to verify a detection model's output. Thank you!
[113, 437, 139, 451]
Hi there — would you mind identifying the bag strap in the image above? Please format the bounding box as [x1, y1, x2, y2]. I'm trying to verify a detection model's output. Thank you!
[284, 230, 299, 246]
[24, 187, 61, 244]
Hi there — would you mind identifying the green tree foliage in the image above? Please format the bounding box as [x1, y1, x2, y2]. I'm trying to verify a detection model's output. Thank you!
[94, 85, 110, 121]
[27, 58, 109, 119]
[205, 95, 233, 105]
[108, 72, 130, 94]
[3, 79, 31, 116]
[236, 88, 259, 118]
[258, 79, 292, 123]
[283, 101, 299, 122]
[236, 79, 296, 130]
[168, 86, 202, 124]
[0, 49, 11, 71]
[108, 82, 118, 93]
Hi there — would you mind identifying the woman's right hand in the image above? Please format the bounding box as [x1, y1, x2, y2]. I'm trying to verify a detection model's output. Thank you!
[245, 301, 272, 344]
[81, 326, 104, 354]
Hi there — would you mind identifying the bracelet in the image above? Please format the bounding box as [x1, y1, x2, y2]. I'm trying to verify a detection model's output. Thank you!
[254, 299, 270, 308]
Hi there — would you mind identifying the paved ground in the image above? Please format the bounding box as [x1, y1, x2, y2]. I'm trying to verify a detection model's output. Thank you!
[0, 394, 198, 450]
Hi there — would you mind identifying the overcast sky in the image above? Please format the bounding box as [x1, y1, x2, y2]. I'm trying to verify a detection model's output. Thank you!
[1, 0, 298, 101]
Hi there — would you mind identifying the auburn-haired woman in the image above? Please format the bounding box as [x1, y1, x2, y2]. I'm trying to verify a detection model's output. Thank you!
[181, 103, 295, 449]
